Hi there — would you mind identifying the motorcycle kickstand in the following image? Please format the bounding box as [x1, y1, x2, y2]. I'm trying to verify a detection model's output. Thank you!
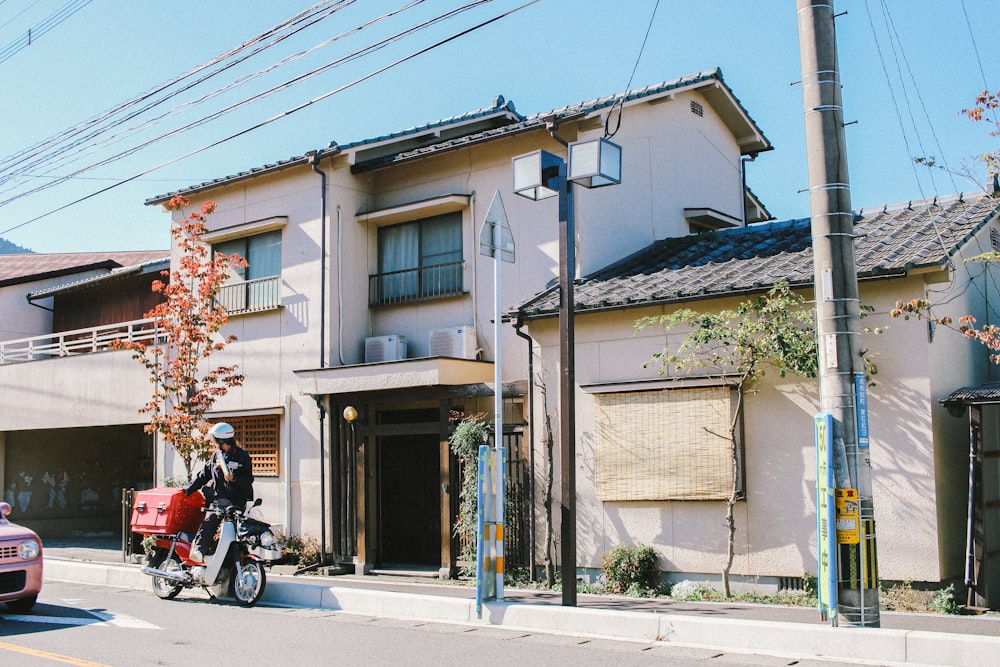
[202, 586, 217, 601]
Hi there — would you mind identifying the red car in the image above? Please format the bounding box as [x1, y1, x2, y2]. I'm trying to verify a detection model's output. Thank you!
[0, 501, 42, 612]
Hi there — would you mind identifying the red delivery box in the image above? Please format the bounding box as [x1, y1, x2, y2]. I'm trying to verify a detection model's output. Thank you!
[130, 487, 205, 535]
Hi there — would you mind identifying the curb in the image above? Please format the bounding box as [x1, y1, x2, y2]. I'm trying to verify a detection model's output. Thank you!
[43, 558, 998, 667]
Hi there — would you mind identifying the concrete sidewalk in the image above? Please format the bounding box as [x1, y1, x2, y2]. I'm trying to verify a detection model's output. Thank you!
[39, 541, 1000, 667]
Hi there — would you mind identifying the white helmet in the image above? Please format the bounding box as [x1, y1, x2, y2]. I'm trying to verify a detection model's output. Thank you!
[208, 422, 235, 440]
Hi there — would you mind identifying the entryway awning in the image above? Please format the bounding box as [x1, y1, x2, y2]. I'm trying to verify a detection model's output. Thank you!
[294, 357, 494, 396]
[941, 383, 1000, 417]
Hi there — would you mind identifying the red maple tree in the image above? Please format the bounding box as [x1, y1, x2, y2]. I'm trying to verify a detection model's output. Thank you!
[114, 196, 247, 479]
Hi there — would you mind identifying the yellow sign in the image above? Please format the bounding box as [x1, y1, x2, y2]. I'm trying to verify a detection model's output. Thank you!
[835, 488, 860, 544]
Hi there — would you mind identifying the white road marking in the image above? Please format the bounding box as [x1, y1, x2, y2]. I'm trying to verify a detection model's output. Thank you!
[2, 609, 159, 629]
[83, 609, 160, 629]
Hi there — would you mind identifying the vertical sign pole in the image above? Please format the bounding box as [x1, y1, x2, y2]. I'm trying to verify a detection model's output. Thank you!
[816, 412, 838, 624]
[476, 444, 487, 615]
[478, 192, 514, 609]
[493, 204, 505, 602]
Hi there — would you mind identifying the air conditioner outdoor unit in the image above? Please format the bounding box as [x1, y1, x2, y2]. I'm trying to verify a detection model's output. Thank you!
[429, 326, 478, 360]
[365, 335, 406, 363]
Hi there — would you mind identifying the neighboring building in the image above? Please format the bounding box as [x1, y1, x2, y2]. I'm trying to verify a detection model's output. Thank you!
[511, 193, 1000, 597]
[0, 251, 167, 536]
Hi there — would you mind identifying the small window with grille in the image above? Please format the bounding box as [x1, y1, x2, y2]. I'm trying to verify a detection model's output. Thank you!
[210, 414, 280, 477]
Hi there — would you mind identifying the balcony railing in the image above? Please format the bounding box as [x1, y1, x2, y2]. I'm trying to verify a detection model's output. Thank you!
[369, 261, 464, 306]
[215, 276, 282, 314]
[0, 318, 161, 365]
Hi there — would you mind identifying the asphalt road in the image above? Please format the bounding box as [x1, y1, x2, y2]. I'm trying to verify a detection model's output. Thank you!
[1, 580, 874, 667]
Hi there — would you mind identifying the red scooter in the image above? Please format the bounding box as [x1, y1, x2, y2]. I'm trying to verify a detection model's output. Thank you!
[132, 489, 279, 607]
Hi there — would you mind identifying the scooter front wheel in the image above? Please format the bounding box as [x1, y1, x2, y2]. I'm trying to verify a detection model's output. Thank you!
[232, 560, 266, 607]
[152, 554, 184, 600]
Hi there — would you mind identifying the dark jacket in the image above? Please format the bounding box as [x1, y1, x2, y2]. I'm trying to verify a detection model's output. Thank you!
[186, 445, 254, 508]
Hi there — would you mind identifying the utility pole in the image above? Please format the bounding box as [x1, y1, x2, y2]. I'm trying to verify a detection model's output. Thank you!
[797, 0, 879, 627]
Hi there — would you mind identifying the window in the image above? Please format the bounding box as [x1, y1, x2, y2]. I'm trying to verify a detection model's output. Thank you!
[594, 386, 743, 501]
[213, 230, 282, 313]
[210, 415, 279, 477]
[372, 212, 463, 305]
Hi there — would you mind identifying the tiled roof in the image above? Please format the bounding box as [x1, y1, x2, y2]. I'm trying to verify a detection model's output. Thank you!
[0, 250, 169, 288]
[942, 382, 1000, 406]
[512, 193, 1000, 319]
[147, 69, 768, 200]
[353, 68, 769, 172]
[26, 256, 170, 300]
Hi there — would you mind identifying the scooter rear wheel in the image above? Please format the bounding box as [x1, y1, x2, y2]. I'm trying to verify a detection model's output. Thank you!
[152, 554, 184, 600]
[232, 560, 266, 607]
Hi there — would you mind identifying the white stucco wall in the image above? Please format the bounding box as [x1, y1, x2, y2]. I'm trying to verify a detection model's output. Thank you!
[524, 269, 985, 584]
[0, 350, 150, 431]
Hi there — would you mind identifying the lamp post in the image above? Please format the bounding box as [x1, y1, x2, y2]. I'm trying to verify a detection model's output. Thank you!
[512, 137, 621, 606]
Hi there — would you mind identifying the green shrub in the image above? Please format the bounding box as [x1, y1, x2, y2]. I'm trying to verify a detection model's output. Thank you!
[929, 584, 958, 614]
[601, 543, 660, 595]
[449, 414, 491, 577]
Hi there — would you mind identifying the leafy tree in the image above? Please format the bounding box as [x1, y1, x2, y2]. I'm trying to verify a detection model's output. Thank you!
[635, 283, 819, 597]
[113, 196, 247, 479]
[914, 89, 1000, 191]
[893, 90, 1000, 354]
[891, 292, 1000, 363]
[963, 90, 1000, 183]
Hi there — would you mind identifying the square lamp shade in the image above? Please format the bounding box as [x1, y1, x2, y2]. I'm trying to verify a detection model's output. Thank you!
[512, 150, 562, 200]
[568, 137, 622, 188]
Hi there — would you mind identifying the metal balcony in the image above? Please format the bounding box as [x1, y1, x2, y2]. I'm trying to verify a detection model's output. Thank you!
[215, 276, 282, 314]
[368, 261, 464, 306]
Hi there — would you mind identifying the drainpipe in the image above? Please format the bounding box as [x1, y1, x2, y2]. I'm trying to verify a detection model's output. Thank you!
[308, 151, 329, 568]
[25, 296, 54, 312]
[740, 153, 758, 226]
[336, 205, 345, 366]
[315, 395, 328, 567]
[308, 151, 328, 369]
[513, 313, 537, 580]
[284, 392, 292, 533]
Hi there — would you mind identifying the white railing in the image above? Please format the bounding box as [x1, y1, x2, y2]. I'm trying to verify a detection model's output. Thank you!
[0, 318, 162, 365]
[215, 276, 281, 314]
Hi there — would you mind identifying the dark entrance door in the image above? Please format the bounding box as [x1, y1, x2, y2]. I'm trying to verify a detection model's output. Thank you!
[377, 427, 441, 566]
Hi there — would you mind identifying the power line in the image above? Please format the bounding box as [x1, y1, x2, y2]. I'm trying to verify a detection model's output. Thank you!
[0, 0, 92, 65]
[960, 0, 996, 124]
[0, 0, 421, 200]
[0, 0, 489, 209]
[0, 0, 539, 237]
[606, 0, 660, 140]
[0, 0, 357, 177]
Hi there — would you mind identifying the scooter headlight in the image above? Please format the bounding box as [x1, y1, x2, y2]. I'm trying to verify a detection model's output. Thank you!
[259, 530, 276, 548]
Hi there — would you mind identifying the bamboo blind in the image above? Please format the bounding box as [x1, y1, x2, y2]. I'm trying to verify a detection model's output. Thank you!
[595, 386, 733, 501]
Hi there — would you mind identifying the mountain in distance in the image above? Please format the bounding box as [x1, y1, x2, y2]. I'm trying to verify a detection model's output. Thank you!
[0, 237, 33, 254]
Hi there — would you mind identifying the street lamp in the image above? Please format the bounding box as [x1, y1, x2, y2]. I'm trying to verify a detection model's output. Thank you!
[512, 137, 621, 606]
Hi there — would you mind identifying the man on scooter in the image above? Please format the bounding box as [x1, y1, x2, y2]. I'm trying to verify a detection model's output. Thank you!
[184, 422, 254, 563]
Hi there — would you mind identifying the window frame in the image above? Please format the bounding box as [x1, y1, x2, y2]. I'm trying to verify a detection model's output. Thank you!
[210, 228, 283, 315]
[370, 211, 464, 306]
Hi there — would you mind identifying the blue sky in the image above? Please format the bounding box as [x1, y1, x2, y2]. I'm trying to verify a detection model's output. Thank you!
[0, 0, 996, 253]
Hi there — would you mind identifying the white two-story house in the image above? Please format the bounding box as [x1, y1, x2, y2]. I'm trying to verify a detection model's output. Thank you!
[141, 69, 770, 577]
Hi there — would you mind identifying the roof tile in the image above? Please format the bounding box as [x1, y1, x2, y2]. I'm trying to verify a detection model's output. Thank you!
[512, 193, 1000, 318]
